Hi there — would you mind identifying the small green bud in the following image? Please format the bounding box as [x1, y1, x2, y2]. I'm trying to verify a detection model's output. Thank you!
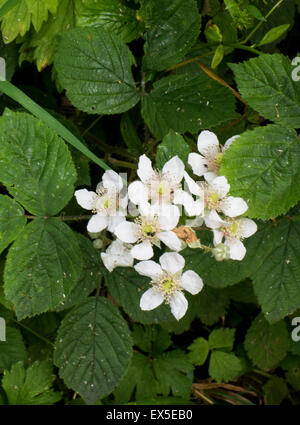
[93, 239, 104, 250]
[212, 243, 230, 261]
[88, 231, 103, 240]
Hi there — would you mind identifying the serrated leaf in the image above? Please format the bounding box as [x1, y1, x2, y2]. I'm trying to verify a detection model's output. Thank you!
[209, 328, 235, 351]
[120, 112, 143, 157]
[230, 54, 300, 128]
[142, 0, 201, 71]
[105, 267, 173, 324]
[0, 0, 31, 43]
[55, 27, 139, 115]
[221, 125, 300, 220]
[56, 233, 103, 311]
[0, 38, 18, 80]
[263, 376, 288, 405]
[282, 356, 300, 391]
[4, 218, 82, 320]
[153, 350, 194, 398]
[54, 297, 133, 404]
[142, 73, 237, 139]
[25, 0, 58, 32]
[76, 0, 143, 43]
[244, 313, 290, 370]
[156, 131, 190, 168]
[258, 24, 290, 47]
[188, 337, 209, 366]
[0, 195, 26, 255]
[132, 324, 172, 355]
[194, 286, 230, 324]
[0, 110, 77, 216]
[248, 221, 300, 323]
[209, 351, 243, 383]
[0, 327, 27, 372]
[2, 361, 61, 405]
[19, 0, 76, 71]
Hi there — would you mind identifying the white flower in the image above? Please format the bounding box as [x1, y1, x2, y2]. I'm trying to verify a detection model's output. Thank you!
[101, 239, 134, 272]
[184, 173, 248, 228]
[114, 202, 182, 260]
[135, 252, 204, 320]
[188, 130, 239, 182]
[128, 154, 185, 205]
[213, 217, 257, 261]
[75, 170, 127, 233]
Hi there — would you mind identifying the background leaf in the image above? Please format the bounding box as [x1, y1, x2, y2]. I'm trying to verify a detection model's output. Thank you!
[0, 195, 26, 255]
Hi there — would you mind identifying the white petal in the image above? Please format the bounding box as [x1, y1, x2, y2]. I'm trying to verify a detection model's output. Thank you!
[223, 134, 240, 150]
[128, 181, 148, 205]
[114, 221, 139, 243]
[239, 218, 257, 238]
[138, 201, 152, 218]
[204, 210, 228, 229]
[140, 288, 164, 311]
[204, 171, 218, 183]
[134, 260, 163, 279]
[174, 190, 202, 217]
[169, 292, 188, 320]
[101, 250, 134, 272]
[221, 196, 248, 217]
[186, 216, 204, 228]
[188, 152, 208, 177]
[225, 238, 246, 261]
[162, 155, 184, 184]
[158, 231, 182, 251]
[180, 270, 204, 295]
[107, 215, 125, 233]
[213, 230, 223, 245]
[183, 171, 202, 196]
[159, 252, 185, 274]
[102, 169, 123, 191]
[209, 176, 230, 198]
[87, 214, 108, 232]
[156, 204, 180, 230]
[131, 240, 154, 260]
[137, 154, 155, 183]
[197, 130, 219, 157]
[74, 189, 96, 210]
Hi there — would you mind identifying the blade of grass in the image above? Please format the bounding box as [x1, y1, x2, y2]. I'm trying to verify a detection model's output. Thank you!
[0, 80, 111, 171]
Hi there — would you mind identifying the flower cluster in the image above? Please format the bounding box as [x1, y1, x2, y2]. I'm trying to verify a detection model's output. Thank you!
[75, 130, 257, 320]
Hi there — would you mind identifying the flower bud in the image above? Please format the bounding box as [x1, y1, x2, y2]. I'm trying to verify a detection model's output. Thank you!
[93, 239, 104, 250]
[212, 243, 230, 261]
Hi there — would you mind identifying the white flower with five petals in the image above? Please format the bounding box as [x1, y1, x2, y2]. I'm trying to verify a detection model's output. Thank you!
[128, 154, 185, 206]
[135, 252, 204, 320]
[188, 130, 239, 183]
[114, 202, 182, 260]
[75, 170, 127, 233]
[184, 173, 248, 228]
[213, 217, 257, 260]
[100, 239, 134, 272]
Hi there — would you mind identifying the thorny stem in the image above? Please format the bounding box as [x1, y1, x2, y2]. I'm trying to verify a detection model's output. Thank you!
[242, 0, 285, 45]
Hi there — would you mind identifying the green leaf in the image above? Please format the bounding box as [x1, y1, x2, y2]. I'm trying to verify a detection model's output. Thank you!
[120, 112, 143, 157]
[76, 0, 143, 43]
[263, 376, 288, 405]
[244, 313, 290, 370]
[211, 44, 224, 69]
[208, 328, 235, 351]
[55, 233, 103, 311]
[142, 73, 237, 139]
[194, 286, 230, 324]
[54, 297, 133, 404]
[105, 267, 173, 324]
[188, 337, 209, 366]
[209, 351, 243, 383]
[281, 356, 300, 391]
[0, 0, 31, 43]
[153, 350, 194, 398]
[132, 324, 171, 355]
[25, 0, 58, 32]
[221, 125, 300, 220]
[55, 27, 139, 115]
[20, 0, 76, 71]
[0, 110, 77, 216]
[2, 361, 61, 405]
[258, 24, 290, 47]
[4, 218, 82, 320]
[0, 327, 27, 372]
[142, 0, 201, 71]
[156, 131, 190, 168]
[248, 221, 300, 323]
[0, 38, 18, 81]
[0, 195, 26, 255]
[230, 54, 300, 128]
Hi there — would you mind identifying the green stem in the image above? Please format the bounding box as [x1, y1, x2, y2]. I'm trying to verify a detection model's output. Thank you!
[227, 43, 263, 56]
[81, 115, 102, 137]
[13, 319, 54, 347]
[0, 81, 111, 171]
[252, 368, 273, 379]
[242, 0, 285, 45]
